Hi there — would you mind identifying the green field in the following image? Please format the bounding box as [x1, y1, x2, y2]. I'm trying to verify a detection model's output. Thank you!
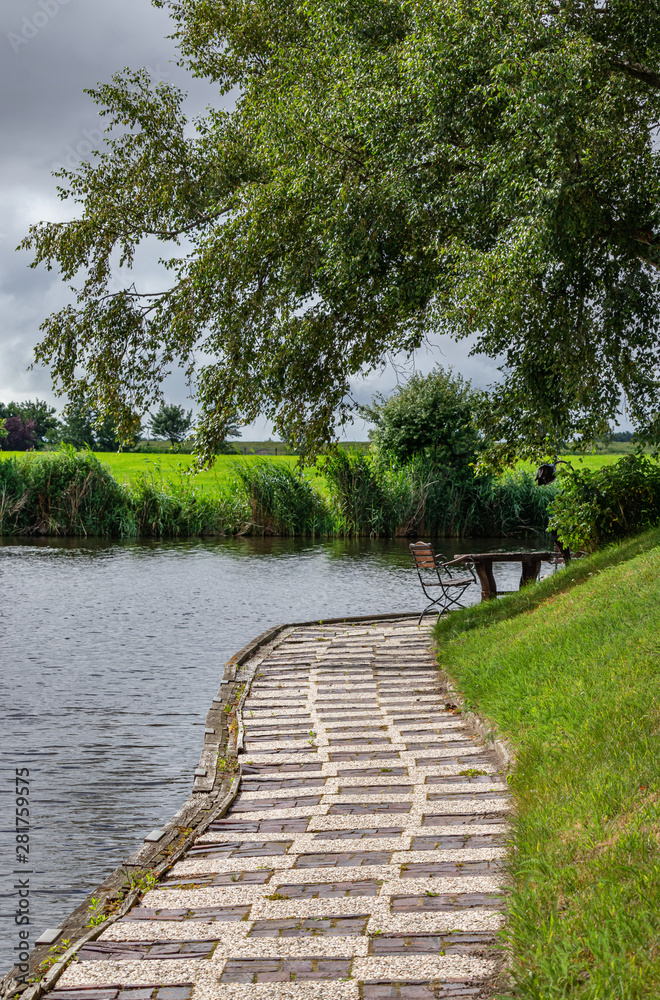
[518, 453, 625, 473]
[0, 449, 628, 492]
[0, 450, 308, 496]
[94, 451, 303, 494]
[434, 529, 660, 997]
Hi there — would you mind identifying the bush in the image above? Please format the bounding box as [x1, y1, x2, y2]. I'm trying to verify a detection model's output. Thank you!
[548, 454, 660, 551]
[362, 367, 479, 473]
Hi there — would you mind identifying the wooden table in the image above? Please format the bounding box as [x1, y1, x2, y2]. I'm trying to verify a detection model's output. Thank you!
[444, 551, 560, 602]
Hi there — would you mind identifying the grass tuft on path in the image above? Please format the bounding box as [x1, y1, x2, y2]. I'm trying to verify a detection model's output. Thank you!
[433, 528, 660, 998]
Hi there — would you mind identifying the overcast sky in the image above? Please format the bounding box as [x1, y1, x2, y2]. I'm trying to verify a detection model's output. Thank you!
[1, 0, 502, 440]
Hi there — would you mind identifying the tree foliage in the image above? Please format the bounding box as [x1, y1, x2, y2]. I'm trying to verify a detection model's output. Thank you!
[149, 403, 193, 446]
[363, 367, 479, 473]
[59, 401, 140, 451]
[21, 0, 660, 464]
[0, 399, 59, 449]
[2, 417, 37, 451]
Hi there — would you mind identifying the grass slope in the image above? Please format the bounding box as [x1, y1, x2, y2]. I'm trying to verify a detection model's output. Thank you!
[434, 529, 660, 999]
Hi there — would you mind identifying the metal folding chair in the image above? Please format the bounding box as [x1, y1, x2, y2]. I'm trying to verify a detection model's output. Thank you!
[409, 541, 476, 624]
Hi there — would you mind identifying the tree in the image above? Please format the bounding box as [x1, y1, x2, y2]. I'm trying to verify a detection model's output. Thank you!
[0, 400, 59, 449]
[2, 417, 37, 451]
[59, 403, 96, 450]
[59, 401, 139, 451]
[21, 0, 660, 465]
[363, 367, 479, 474]
[149, 403, 193, 447]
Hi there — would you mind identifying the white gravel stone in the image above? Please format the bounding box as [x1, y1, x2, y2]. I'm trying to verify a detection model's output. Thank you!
[307, 814, 507, 833]
[249, 897, 379, 919]
[365, 910, 505, 934]
[58, 959, 218, 987]
[192, 982, 360, 1000]
[394, 848, 506, 864]
[100, 920, 252, 942]
[352, 955, 497, 980]
[381, 875, 505, 895]
[209, 936, 370, 959]
[172, 855, 297, 876]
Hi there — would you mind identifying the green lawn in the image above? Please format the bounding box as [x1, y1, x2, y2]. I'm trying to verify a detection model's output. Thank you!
[517, 453, 625, 473]
[434, 529, 660, 998]
[97, 451, 305, 494]
[0, 451, 307, 496]
[0, 450, 643, 502]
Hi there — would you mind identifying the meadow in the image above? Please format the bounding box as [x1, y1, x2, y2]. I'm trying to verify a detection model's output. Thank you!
[0, 449, 626, 496]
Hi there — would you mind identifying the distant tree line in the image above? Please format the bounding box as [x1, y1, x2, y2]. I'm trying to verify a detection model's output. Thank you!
[0, 400, 241, 452]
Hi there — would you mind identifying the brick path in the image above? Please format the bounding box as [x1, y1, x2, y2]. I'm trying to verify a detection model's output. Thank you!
[49, 619, 508, 1000]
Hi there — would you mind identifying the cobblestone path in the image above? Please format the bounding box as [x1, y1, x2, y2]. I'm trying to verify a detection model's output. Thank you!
[50, 619, 509, 1000]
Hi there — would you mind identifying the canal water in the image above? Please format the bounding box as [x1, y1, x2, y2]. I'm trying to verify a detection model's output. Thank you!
[0, 535, 551, 971]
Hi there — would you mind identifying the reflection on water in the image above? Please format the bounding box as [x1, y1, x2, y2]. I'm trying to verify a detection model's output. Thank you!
[0, 534, 550, 970]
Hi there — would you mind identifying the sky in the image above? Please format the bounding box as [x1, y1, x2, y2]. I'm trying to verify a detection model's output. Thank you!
[1, 0, 502, 440]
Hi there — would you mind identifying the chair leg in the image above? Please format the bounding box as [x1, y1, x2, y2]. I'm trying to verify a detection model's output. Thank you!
[418, 596, 447, 625]
[440, 584, 472, 613]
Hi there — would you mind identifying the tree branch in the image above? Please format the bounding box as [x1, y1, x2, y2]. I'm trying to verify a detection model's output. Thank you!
[609, 56, 660, 89]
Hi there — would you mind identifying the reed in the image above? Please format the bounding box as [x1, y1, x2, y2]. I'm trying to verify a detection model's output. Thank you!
[0, 449, 557, 538]
[0, 449, 130, 536]
[233, 459, 333, 535]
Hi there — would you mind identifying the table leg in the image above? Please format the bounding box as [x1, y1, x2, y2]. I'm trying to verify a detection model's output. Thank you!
[520, 557, 542, 587]
[475, 558, 496, 601]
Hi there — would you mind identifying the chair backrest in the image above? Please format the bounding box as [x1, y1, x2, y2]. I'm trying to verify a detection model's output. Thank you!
[410, 541, 441, 572]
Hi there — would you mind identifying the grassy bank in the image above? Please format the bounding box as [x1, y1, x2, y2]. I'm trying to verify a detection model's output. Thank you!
[434, 528, 660, 998]
[0, 450, 556, 539]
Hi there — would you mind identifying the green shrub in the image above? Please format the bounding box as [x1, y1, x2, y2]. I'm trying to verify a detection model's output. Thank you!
[549, 454, 660, 551]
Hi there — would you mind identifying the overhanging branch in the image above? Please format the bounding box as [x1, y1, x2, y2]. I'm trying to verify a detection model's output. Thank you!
[609, 56, 660, 90]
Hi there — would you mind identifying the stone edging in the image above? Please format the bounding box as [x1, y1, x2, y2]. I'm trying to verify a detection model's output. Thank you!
[440, 674, 514, 772]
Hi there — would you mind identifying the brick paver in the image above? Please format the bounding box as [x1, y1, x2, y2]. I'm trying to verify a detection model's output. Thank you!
[51, 620, 509, 999]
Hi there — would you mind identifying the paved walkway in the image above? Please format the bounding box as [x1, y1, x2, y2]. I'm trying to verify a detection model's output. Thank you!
[49, 619, 508, 1000]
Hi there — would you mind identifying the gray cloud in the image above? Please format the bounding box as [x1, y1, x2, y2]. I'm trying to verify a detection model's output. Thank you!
[1, 0, 502, 440]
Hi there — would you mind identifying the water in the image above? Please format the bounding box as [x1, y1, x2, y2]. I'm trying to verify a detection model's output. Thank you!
[0, 535, 552, 971]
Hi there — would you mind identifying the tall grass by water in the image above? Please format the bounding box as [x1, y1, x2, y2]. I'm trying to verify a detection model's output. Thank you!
[234, 460, 333, 535]
[0, 449, 556, 539]
[324, 451, 555, 538]
[0, 450, 248, 538]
